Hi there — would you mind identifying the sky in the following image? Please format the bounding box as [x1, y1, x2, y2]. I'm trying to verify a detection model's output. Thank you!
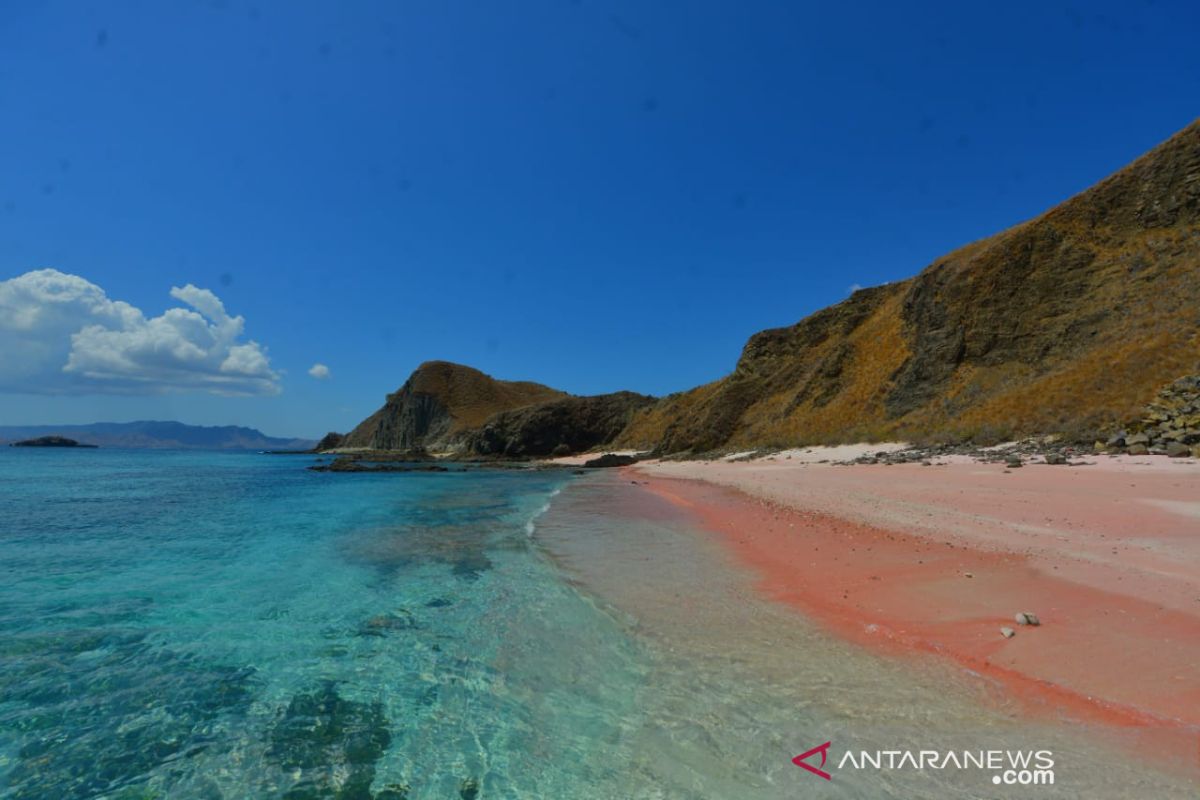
[1, 0, 1197, 438]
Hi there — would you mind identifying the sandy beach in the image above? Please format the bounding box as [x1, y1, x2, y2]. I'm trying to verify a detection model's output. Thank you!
[627, 448, 1200, 770]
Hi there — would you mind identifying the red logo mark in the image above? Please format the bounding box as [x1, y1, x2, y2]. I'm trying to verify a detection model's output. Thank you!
[793, 741, 832, 780]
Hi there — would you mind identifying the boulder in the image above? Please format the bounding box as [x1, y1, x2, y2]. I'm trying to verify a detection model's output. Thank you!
[1166, 441, 1191, 458]
[1015, 612, 1040, 626]
[1000, 627, 1016, 639]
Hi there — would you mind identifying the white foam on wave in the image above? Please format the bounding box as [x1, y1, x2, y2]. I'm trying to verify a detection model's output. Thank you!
[525, 485, 563, 537]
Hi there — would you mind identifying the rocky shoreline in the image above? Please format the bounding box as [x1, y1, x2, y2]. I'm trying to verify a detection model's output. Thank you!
[306, 375, 1200, 474]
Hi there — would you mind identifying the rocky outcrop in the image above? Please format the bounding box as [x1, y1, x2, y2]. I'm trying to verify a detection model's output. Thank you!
[464, 392, 656, 458]
[1101, 376, 1200, 457]
[618, 119, 1200, 452]
[313, 432, 345, 452]
[341, 361, 566, 452]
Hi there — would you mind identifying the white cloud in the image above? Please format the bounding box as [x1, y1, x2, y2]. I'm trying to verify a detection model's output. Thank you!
[308, 363, 331, 380]
[848, 283, 863, 294]
[0, 268, 280, 395]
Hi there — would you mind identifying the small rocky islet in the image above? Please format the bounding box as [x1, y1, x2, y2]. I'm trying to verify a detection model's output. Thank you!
[9, 435, 97, 448]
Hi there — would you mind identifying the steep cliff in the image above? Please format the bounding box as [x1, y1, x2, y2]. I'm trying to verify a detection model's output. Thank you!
[341, 361, 566, 451]
[618, 119, 1200, 451]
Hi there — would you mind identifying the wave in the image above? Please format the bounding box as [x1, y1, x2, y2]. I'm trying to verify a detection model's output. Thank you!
[525, 485, 564, 537]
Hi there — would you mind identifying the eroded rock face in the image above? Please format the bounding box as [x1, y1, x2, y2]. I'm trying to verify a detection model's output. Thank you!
[652, 285, 898, 455]
[465, 392, 656, 458]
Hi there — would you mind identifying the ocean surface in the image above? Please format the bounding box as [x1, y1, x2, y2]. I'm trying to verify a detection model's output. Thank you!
[0, 450, 1194, 799]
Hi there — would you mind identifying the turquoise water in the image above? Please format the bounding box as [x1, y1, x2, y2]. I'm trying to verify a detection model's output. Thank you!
[1, 450, 1196, 799]
[0, 450, 649, 799]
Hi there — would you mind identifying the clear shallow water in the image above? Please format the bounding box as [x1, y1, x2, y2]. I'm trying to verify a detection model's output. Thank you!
[0, 451, 1194, 799]
[0, 450, 646, 799]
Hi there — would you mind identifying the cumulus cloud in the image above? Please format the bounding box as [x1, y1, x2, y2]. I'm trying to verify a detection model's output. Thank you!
[0, 268, 280, 395]
[308, 363, 331, 380]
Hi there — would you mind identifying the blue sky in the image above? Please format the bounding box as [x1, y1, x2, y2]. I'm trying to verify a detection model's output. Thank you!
[1, 0, 1197, 438]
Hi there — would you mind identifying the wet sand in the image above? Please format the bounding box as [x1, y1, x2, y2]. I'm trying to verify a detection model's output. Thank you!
[534, 471, 1199, 796]
[629, 453, 1200, 773]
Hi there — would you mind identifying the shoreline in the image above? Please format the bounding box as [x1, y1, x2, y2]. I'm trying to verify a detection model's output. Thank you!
[626, 451, 1200, 775]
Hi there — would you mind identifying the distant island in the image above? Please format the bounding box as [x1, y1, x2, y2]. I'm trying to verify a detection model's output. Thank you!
[10, 436, 97, 448]
[0, 421, 315, 451]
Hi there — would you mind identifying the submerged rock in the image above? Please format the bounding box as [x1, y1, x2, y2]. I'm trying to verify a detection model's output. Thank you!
[268, 681, 391, 799]
[358, 609, 419, 636]
[0, 627, 257, 800]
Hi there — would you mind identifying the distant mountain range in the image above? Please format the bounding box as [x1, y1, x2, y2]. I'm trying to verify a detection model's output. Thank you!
[0, 421, 316, 451]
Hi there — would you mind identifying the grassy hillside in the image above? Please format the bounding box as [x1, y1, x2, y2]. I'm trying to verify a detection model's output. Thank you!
[618, 119, 1200, 452]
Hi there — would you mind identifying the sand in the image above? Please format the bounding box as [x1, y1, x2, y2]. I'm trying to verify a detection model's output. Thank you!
[630, 450, 1200, 765]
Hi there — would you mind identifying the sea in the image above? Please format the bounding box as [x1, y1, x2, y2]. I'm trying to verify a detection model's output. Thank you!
[0, 449, 1194, 799]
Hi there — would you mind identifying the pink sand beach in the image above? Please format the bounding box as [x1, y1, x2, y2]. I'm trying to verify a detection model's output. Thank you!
[630, 451, 1200, 768]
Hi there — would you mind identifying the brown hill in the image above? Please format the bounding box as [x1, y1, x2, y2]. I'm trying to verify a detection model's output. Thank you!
[340, 361, 567, 451]
[618, 119, 1200, 452]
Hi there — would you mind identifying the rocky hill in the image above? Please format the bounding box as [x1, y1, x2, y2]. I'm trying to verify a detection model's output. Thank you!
[616, 119, 1200, 452]
[339, 361, 567, 451]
